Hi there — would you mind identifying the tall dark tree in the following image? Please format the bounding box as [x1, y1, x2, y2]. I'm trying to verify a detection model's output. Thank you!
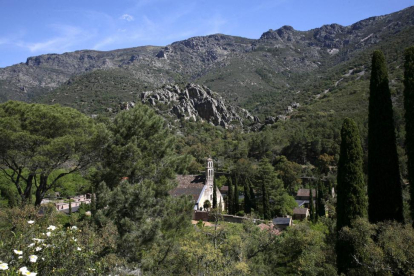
[227, 177, 234, 214]
[309, 188, 316, 223]
[368, 50, 404, 223]
[91, 187, 96, 217]
[243, 178, 252, 214]
[336, 118, 368, 274]
[258, 159, 273, 220]
[233, 177, 240, 214]
[212, 179, 217, 209]
[316, 181, 326, 218]
[337, 118, 367, 230]
[404, 46, 414, 224]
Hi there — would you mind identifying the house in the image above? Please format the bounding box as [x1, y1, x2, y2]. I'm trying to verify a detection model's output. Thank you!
[296, 189, 316, 200]
[293, 207, 309, 221]
[295, 188, 316, 208]
[170, 158, 225, 211]
[272, 217, 292, 230]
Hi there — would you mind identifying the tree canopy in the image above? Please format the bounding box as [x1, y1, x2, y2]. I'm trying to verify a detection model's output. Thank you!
[0, 101, 103, 205]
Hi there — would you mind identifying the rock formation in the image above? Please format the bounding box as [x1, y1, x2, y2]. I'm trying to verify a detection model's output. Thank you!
[140, 83, 257, 129]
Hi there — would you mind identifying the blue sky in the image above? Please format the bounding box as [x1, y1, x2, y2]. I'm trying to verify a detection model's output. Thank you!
[0, 0, 412, 68]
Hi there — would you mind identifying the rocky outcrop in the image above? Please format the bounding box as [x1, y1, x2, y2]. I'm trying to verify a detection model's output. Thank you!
[140, 84, 256, 129]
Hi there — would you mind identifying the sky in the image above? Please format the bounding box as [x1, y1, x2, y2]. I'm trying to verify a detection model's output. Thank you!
[0, 0, 412, 68]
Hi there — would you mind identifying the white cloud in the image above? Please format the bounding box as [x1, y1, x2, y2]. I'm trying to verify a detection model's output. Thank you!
[120, 14, 134, 22]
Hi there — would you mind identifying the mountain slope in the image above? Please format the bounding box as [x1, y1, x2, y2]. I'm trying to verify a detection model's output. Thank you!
[0, 6, 414, 117]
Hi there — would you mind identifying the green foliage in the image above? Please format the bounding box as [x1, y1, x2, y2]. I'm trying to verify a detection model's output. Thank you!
[336, 118, 367, 274]
[274, 155, 302, 194]
[336, 118, 367, 230]
[94, 104, 186, 192]
[257, 159, 272, 220]
[234, 177, 240, 214]
[368, 51, 404, 223]
[0, 205, 121, 275]
[309, 188, 316, 223]
[404, 46, 414, 224]
[272, 222, 337, 275]
[339, 218, 414, 276]
[0, 101, 103, 206]
[227, 177, 234, 214]
[257, 158, 296, 219]
[203, 199, 211, 211]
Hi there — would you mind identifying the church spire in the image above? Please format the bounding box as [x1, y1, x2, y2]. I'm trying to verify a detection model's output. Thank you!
[206, 157, 214, 187]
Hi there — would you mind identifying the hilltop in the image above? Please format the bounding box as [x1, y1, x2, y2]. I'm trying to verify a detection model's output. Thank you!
[0, 6, 413, 119]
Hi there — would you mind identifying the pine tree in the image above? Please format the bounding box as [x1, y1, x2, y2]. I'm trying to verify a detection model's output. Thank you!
[368, 50, 404, 223]
[227, 177, 234, 214]
[404, 46, 414, 224]
[213, 179, 217, 209]
[336, 118, 368, 274]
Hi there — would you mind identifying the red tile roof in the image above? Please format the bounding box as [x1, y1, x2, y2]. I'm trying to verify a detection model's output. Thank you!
[293, 207, 309, 215]
[296, 189, 316, 198]
[170, 175, 205, 201]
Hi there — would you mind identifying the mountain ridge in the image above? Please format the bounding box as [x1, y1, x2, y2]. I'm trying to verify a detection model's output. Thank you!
[0, 6, 413, 117]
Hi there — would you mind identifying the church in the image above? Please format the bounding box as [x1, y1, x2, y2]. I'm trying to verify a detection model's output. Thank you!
[170, 158, 225, 211]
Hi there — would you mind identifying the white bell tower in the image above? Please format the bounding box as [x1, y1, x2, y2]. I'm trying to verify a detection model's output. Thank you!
[206, 158, 214, 187]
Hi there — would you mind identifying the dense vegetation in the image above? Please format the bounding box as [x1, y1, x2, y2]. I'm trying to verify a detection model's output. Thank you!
[2, 44, 414, 274]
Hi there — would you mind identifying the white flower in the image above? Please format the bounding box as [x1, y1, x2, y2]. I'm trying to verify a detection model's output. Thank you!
[0, 262, 8, 270]
[28, 243, 35, 248]
[35, 247, 42, 252]
[46, 232, 51, 237]
[32, 238, 44, 243]
[72, 237, 77, 242]
[23, 271, 37, 276]
[13, 249, 23, 255]
[77, 247, 81, 251]
[71, 226, 78, 230]
[19, 266, 28, 273]
[29, 255, 38, 263]
[47, 225, 56, 231]
[18, 256, 23, 259]
[27, 220, 35, 224]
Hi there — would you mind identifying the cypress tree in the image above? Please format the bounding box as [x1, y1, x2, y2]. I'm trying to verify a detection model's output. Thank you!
[243, 177, 252, 214]
[249, 179, 256, 211]
[262, 181, 270, 220]
[234, 177, 240, 214]
[213, 179, 217, 209]
[404, 46, 414, 224]
[227, 177, 234, 214]
[337, 119, 367, 229]
[258, 159, 273, 220]
[317, 181, 326, 217]
[368, 50, 404, 223]
[91, 187, 96, 217]
[336, 118, 368, 274]
[309, 188, 315, 223]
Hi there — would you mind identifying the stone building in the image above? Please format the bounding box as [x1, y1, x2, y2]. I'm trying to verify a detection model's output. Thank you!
[170, 158, 225, 211]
